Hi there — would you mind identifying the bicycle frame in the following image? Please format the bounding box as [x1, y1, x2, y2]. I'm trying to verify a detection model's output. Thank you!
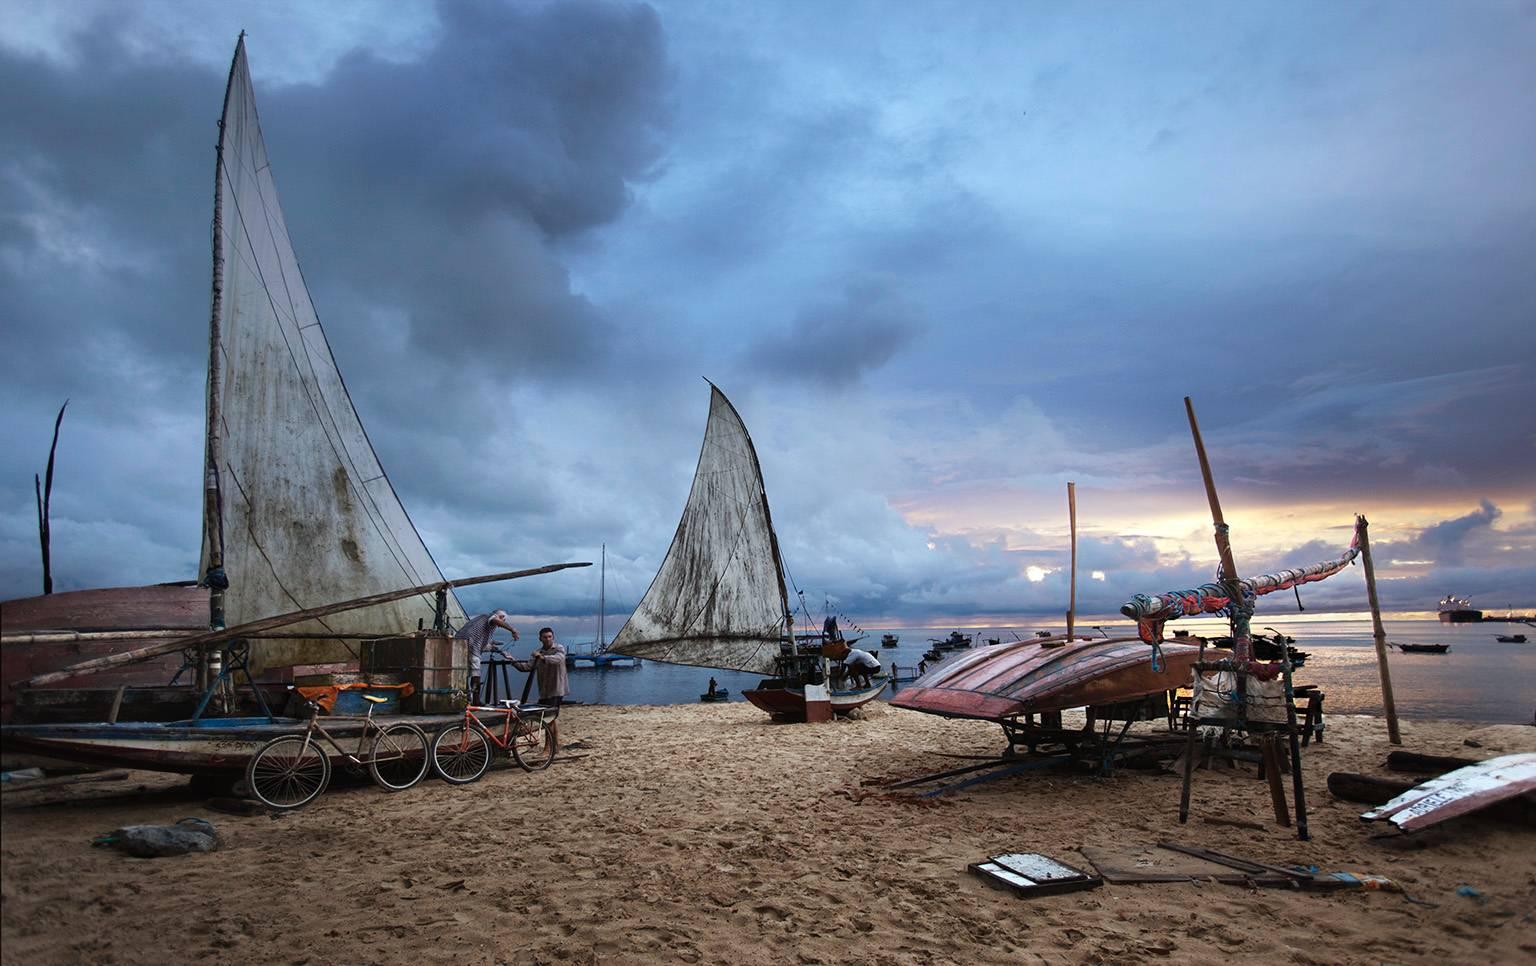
[294, 700, 389, 766]
[463, 704, 548, 752]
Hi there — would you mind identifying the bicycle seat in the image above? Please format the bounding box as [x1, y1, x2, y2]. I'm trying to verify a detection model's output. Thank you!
[362, 695, 390, 704]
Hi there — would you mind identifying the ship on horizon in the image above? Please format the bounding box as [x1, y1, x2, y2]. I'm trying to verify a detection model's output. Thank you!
[1438, 594, 1483, 624]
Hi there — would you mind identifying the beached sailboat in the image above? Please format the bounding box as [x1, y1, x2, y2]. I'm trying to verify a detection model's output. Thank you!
[607, 385, 886, 720]
[3, 36, 470, 757]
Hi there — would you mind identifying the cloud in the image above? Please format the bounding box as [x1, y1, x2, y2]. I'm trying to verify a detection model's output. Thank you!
[743, 277, 922, 386]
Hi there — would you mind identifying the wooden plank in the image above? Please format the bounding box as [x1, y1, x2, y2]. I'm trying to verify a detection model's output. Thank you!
[19, 563, 591, 688]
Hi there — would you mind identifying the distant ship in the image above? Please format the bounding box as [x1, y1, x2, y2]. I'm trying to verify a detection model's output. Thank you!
[1438, 594, 1483, 623]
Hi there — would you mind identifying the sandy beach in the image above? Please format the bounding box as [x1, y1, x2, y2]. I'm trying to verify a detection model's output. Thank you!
[3, 704, 1533, 965]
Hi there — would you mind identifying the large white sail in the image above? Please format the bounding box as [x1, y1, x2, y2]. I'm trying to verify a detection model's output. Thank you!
[609, 386, 789, 674]
[198, 38, 463, 669]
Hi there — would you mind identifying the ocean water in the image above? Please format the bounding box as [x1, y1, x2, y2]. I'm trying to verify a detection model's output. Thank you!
[531, 619, 1536, 724]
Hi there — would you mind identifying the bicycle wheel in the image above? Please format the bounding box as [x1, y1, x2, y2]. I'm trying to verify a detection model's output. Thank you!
[431, 723, 492, 784]
[247, 734, 331, 810]
[368, 722, 430, 791]
[511, 718, 555, 772]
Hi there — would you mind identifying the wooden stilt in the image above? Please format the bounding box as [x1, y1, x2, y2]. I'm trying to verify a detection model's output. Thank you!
[1263, 737, 1291, 827]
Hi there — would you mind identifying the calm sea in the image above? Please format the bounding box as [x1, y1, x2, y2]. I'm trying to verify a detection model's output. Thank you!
[519, 619, 1535, 724]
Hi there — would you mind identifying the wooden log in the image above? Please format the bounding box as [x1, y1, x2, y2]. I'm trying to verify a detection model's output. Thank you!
[1327, 772, 1416, 805]
[1, 770, 130, 793]
[1386, 751, 1479, 773]
[16, 562, 591, 688]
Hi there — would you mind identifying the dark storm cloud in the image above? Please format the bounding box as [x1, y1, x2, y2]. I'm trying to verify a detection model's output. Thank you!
[743, 278, 922, 385]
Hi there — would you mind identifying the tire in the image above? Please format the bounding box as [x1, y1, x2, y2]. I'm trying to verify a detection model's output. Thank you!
[368, 723, 430, 791]
[431, 723, 492, 784]
[247, 735, 331, 810]
[511, 718, 555, 772]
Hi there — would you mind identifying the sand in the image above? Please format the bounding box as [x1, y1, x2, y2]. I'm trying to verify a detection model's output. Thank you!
[3, 705, 1534, 965]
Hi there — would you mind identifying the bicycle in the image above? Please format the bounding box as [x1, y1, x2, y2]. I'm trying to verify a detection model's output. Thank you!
[431, 700, 557, 784]
[245, 690, 431, 809]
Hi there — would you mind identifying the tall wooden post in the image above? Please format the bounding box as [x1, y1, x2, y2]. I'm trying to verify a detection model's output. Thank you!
[1356, 515, 1402, 745]
[1066, 482, 1077, 641]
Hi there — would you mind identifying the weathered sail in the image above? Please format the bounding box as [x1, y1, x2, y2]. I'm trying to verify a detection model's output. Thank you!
[199, 38, 463, 669]
[609, 386, 789, 674]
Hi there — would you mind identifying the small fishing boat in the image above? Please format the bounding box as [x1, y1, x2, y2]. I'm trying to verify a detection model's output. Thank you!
[881, 633, 900, 648]
[929, 631, 973, 651]
[699, 689, 730, 703]
[1495, 634, 1527, 643]
[1393, 642, 1450, 654]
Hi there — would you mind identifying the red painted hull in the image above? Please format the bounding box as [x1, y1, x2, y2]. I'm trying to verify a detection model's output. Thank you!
[1, 585, 207, 723]
[742, 681, 887, 721]
[890, 636, 1201, 721]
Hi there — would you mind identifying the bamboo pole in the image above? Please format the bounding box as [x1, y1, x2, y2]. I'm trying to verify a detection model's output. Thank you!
[1066, 481, 1077, 641]
[1355, 515, 1402, 744]
[16, 562, 590, 688]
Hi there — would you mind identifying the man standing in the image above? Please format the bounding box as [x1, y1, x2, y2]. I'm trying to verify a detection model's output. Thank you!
[454, 609, 519, 703]
[514, 627, 569, 746]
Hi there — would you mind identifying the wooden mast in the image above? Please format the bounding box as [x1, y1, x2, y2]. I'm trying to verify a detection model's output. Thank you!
[201, 33, 245, 692]
[1356, 515, 1402, 744]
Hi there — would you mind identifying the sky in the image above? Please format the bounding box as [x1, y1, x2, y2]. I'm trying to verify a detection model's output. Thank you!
[2, 0, 1533, 634]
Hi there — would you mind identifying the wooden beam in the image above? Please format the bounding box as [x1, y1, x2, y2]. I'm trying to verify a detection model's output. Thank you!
[1355, 515, 1402, 745]
[16, 562, 590, 688]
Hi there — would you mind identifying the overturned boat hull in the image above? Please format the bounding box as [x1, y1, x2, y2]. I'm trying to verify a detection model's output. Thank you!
[890, 636, 1201, 721]
[1362, 753, 1536, 832]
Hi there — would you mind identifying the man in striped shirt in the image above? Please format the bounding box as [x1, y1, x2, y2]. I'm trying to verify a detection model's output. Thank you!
[454, 609, 519, 703]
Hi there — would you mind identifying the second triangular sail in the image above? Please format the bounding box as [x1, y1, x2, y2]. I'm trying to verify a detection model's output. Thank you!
[609, 386, 789, 674]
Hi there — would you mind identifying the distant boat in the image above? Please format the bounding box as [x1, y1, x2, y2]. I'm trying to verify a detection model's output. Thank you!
[1495, 634, 1527, 643]
[881, 633, 900, 648]
[929, 631, 973, 651]
[607, 385, 885, 721]
[567, 546, 643, 670]
[699, 689, 730, 703]
[1438, 594, 1483, 624]
[1393, 642, 1450, 654]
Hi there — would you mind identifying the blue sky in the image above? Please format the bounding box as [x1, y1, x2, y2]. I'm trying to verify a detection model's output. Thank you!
[2, 0, 1532, 629]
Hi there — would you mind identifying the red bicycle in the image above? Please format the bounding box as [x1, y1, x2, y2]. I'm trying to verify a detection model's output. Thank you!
[430, 701, 556, 783]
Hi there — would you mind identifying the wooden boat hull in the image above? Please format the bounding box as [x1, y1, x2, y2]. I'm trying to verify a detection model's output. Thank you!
[890, 636, 1202, 721]
[1363, 754, 1536, 832]
[1395, 643, 1450, 654]
[1, 584, 207, 723]
[0, 714, 460, 776]
[742, 680, 887, 721]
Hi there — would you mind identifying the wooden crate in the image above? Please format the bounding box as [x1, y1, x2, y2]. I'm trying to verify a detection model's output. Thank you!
[361, 634, 465, 713]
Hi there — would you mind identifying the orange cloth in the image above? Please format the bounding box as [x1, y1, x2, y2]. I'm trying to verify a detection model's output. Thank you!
[294, 682, 415, 714]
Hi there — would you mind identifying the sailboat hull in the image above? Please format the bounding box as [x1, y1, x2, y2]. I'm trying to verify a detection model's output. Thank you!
[742, 680, 887, 721]
[0, 715, 460, 776]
